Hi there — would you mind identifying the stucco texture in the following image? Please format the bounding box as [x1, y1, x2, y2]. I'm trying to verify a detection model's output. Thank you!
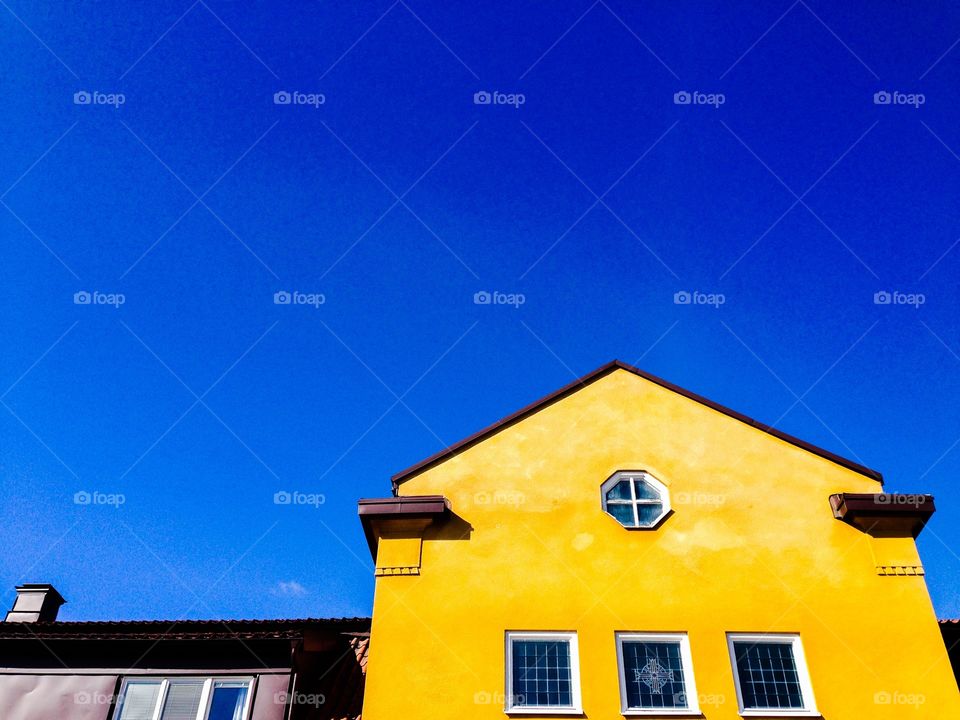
[362, 368, 960, 718]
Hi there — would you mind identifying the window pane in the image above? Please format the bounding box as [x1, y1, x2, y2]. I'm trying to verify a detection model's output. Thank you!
[511, 639, 573, 707]
[734, 642, 804, 709]
[606, 480, 632, 501]
[634, 479, 660, 500]
[160, 681, 204, 720]
[607, 503, 636, 526]
[636, 503, 664, 526]
[208, 684, 249, 720]
[118, 682, 162, 720]
[622, 641, 688, 709]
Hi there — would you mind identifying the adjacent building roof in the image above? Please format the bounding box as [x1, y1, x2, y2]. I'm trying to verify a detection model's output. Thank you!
[0, 616, 371, 719]
[0, 616, 369, 640]
[391, 359, 883, 490]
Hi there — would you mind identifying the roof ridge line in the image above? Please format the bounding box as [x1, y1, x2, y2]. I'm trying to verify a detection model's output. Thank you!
[390, 359, 882, 490]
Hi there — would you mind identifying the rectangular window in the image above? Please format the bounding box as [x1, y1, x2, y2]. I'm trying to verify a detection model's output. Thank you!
[616, 632, 699, 715]
[727, 634, 818, 716]
[505, 631, 581, 714]
[116, 678, 254, 720]
[206, 681, 251, 720]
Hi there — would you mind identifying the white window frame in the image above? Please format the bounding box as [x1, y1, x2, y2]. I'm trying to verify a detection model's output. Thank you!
[601, 471, 670, 529]
[726, 634, 819, 717]
[115, 676, 255, 720]
[504, 631, 582, 715]
[615, 632, 700, 716]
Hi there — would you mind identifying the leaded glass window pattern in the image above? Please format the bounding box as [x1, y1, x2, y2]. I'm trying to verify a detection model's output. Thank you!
[616, 633, 700, 714]
[622, 641, 687, 709]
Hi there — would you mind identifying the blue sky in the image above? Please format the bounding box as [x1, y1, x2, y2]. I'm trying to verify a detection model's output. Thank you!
[2, 1, 960, 621]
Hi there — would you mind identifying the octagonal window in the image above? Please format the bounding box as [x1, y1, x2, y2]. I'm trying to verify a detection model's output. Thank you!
[601, 471, 670, 528]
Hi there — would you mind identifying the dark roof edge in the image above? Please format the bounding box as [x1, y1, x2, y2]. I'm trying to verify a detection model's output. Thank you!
[391, 360, 883, 491]
[3, 617, 370, 626]
[358, 496, 449, 558]
[0, 617, 371, 640]
[829, 492, 935, 538]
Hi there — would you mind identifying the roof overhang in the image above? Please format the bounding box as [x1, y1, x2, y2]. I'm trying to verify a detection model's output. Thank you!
[830, 493, 935, 538]
[358, 495, 449, 559]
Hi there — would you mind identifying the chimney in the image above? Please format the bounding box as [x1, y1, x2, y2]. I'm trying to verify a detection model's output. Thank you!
[4, 584, 66, 622]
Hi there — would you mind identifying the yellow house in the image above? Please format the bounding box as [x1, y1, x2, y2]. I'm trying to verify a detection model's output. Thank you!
[358, 361, 959, 718]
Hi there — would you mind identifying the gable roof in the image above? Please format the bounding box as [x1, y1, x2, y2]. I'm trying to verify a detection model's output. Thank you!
[391, 360, 882, 491]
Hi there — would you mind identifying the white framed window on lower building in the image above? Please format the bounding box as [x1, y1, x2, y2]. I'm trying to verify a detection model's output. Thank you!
[727, 634, 819, 717]
[615, 632, 700, 716]
[505, 631, 582, 714]
[115, 677, 254, 720]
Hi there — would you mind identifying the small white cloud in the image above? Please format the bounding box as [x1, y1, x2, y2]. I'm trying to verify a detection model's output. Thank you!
[274, 580, 308, 597]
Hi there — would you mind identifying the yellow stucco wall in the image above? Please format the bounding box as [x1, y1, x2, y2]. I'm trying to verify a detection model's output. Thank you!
[362, 368, 960, 718]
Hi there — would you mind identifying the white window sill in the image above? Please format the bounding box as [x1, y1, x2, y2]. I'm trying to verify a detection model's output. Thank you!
[623, 711, 702, 717]
[739, 711, 821, 718]
[505, 708, 583, 716]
